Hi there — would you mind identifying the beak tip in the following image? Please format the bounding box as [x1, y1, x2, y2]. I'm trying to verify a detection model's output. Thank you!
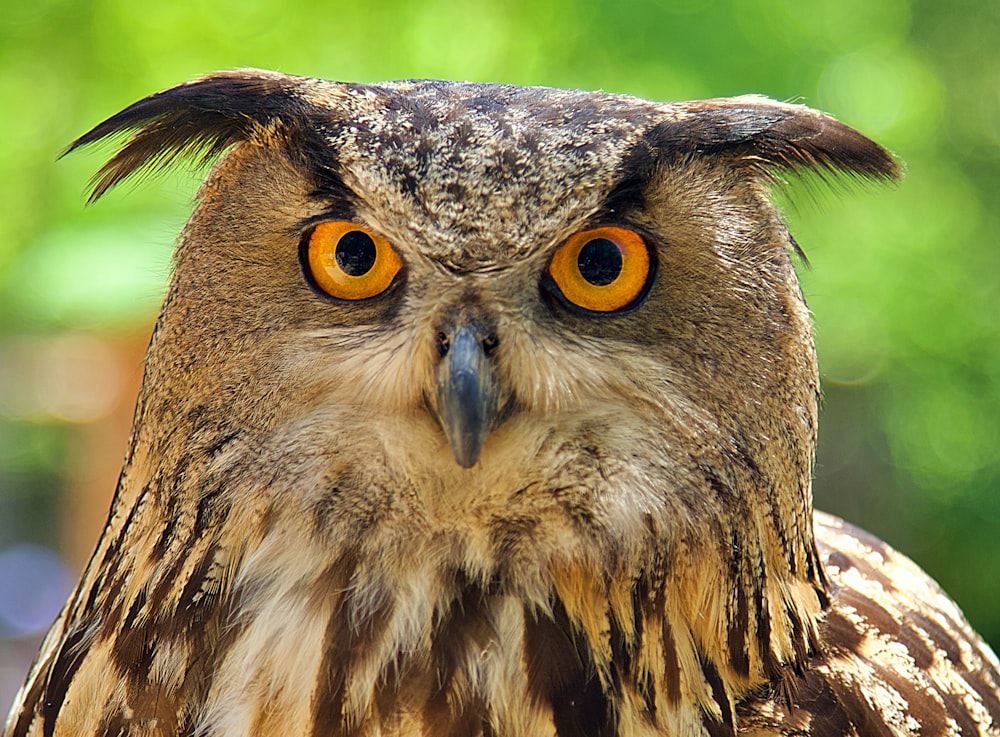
[450, 429, 486, 468]
[435, 325, 499, 470]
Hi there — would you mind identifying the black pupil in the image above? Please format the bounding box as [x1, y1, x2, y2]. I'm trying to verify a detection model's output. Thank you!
[577, 238, 623, 286]
[336, 230, 377, 276]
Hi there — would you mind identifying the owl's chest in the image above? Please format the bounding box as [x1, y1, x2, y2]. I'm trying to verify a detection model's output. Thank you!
[204, 556, 608, 737]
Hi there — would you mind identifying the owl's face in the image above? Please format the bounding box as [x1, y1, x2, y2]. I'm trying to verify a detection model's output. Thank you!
[122, 78, 835, 532]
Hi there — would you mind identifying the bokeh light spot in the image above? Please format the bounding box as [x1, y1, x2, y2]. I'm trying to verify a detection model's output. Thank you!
[0, 545, 74, 637]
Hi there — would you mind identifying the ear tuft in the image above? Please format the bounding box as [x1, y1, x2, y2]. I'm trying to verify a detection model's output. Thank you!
[649, 95, 902, 183]
[64, 69, 314, 203]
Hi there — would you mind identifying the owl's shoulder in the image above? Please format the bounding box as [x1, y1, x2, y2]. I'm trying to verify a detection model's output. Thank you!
[737, 511, 1000, 736]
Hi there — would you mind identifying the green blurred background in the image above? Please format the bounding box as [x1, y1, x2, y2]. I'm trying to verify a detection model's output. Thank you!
[1, 0, 998, 708]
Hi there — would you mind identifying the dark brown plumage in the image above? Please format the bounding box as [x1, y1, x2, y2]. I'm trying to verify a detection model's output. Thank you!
[4, 70, 998, 737]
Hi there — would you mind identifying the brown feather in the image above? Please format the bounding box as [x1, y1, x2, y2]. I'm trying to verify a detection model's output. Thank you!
[5, 72, 995, 737]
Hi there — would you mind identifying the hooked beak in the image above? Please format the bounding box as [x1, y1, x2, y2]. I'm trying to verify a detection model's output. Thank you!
[433, 324, 501, 468]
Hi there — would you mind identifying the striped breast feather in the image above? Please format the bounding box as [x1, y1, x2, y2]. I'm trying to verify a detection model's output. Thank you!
[737, 511, 1000, 737]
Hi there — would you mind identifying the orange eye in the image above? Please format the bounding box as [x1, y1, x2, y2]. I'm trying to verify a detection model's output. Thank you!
[303, 221, 402, 301]
[546, 226, 653, 313]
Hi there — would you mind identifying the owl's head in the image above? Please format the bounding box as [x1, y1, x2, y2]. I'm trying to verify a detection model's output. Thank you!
[74, 68, 896, 478]
[74, 66, 902, 572]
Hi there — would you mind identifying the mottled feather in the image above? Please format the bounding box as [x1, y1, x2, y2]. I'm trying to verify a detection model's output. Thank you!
[5, 71, 994, 737]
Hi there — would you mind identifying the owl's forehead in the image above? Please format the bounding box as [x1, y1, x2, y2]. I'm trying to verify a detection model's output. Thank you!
[298, 80, 673, 263]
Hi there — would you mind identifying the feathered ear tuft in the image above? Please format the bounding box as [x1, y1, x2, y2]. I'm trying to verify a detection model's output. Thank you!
[650, 95, 903, 183]
[64, 69, 318, 203]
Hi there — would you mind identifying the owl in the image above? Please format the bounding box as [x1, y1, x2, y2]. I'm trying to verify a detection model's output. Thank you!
[5, 70, 1000, 737]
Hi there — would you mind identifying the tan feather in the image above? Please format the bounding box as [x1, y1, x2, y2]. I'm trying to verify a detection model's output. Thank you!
[6, 72, 994, 737]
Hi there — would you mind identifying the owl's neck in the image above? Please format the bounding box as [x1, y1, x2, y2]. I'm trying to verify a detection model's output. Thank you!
[188, 488, 828, 737]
